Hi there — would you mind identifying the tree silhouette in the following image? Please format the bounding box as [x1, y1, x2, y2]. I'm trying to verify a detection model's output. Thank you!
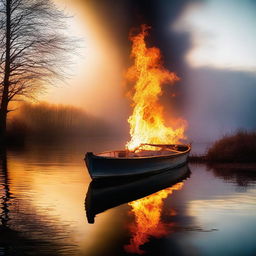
[0, 0, 73, 143]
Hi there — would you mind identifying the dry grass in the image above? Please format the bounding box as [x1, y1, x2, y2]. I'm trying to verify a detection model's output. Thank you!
[206, 131, 256, 163]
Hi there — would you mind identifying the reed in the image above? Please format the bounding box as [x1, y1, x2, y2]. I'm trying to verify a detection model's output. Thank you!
[206, 131, 256, 163]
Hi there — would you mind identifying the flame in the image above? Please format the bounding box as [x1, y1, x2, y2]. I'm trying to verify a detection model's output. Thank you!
[126, 25, 187, 151]
[124, 182, 183, 254]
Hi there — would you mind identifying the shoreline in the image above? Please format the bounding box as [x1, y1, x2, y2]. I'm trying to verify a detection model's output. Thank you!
[189, 155, 256, 170]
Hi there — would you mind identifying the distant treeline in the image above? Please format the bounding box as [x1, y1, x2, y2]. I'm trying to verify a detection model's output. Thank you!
[7, 102, 113, 142]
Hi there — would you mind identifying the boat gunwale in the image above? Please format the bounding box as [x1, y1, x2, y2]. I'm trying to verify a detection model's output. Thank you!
[89, 144, 191, 160]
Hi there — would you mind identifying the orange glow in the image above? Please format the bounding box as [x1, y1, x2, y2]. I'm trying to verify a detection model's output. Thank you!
[125, 182, 183, 254]
[126, 25, 187, 151]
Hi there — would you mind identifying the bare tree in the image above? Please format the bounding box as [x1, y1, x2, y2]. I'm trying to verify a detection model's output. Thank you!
[0, 0, 73, 143]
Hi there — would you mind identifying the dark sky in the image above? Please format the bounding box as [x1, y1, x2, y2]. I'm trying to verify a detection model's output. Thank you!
[86, 0, 201, 73]
[85, 0, 202, 115]
[86, 0, 256, 140]
[56, 0, 256, 143]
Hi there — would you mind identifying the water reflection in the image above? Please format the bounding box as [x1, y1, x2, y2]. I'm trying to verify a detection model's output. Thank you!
[85, 165, 190, 224]
[125, 182, 184, 254]
[0, 141, 255, 256]
[0, 148, 13, 255]
[0, 148, 79, 255]
[0, 148, 11, 228]
[207, 163, 256, 187]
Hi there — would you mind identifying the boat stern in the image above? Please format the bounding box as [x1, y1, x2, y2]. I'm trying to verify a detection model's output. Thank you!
[85, 152, 94, 179]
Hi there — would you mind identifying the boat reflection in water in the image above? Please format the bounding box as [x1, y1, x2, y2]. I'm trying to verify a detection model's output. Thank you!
[125, 182, 184, 254]
[85, 164, 190, 224]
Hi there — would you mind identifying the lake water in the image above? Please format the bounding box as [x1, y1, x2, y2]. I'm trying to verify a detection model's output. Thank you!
[0, 138, 256, 256]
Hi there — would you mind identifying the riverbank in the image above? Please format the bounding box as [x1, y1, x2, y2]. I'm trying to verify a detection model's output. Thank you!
[189, 156, 256, 171]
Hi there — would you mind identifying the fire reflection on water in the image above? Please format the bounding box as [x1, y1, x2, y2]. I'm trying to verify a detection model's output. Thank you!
[125, 182, 183, 254]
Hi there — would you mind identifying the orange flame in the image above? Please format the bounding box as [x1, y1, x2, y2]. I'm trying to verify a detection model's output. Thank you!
[124, 182, 183, 254]
[126, 25, 187, 151]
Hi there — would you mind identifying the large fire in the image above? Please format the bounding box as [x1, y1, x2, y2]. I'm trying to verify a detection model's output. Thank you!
[124, 182, 184, 254]
[126, 25, 186, 151]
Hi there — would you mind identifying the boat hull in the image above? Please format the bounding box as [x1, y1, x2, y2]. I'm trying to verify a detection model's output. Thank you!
[85, 164, 190, 223]
[85, 144, 190, 179]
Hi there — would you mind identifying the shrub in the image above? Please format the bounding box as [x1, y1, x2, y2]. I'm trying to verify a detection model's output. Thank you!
[206, 131, 256, 163]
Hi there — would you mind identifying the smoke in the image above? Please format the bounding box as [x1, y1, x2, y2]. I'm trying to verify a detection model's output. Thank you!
[85, 0, 200, 73]
[82, 0, 201, 132]
[56, 0, 256, 143]
[184, 68, 256, 142]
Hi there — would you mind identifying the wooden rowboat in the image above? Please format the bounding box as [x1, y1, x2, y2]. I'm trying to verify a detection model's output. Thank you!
[85, 164, 190, 223]
[85, 144, 191, 180]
